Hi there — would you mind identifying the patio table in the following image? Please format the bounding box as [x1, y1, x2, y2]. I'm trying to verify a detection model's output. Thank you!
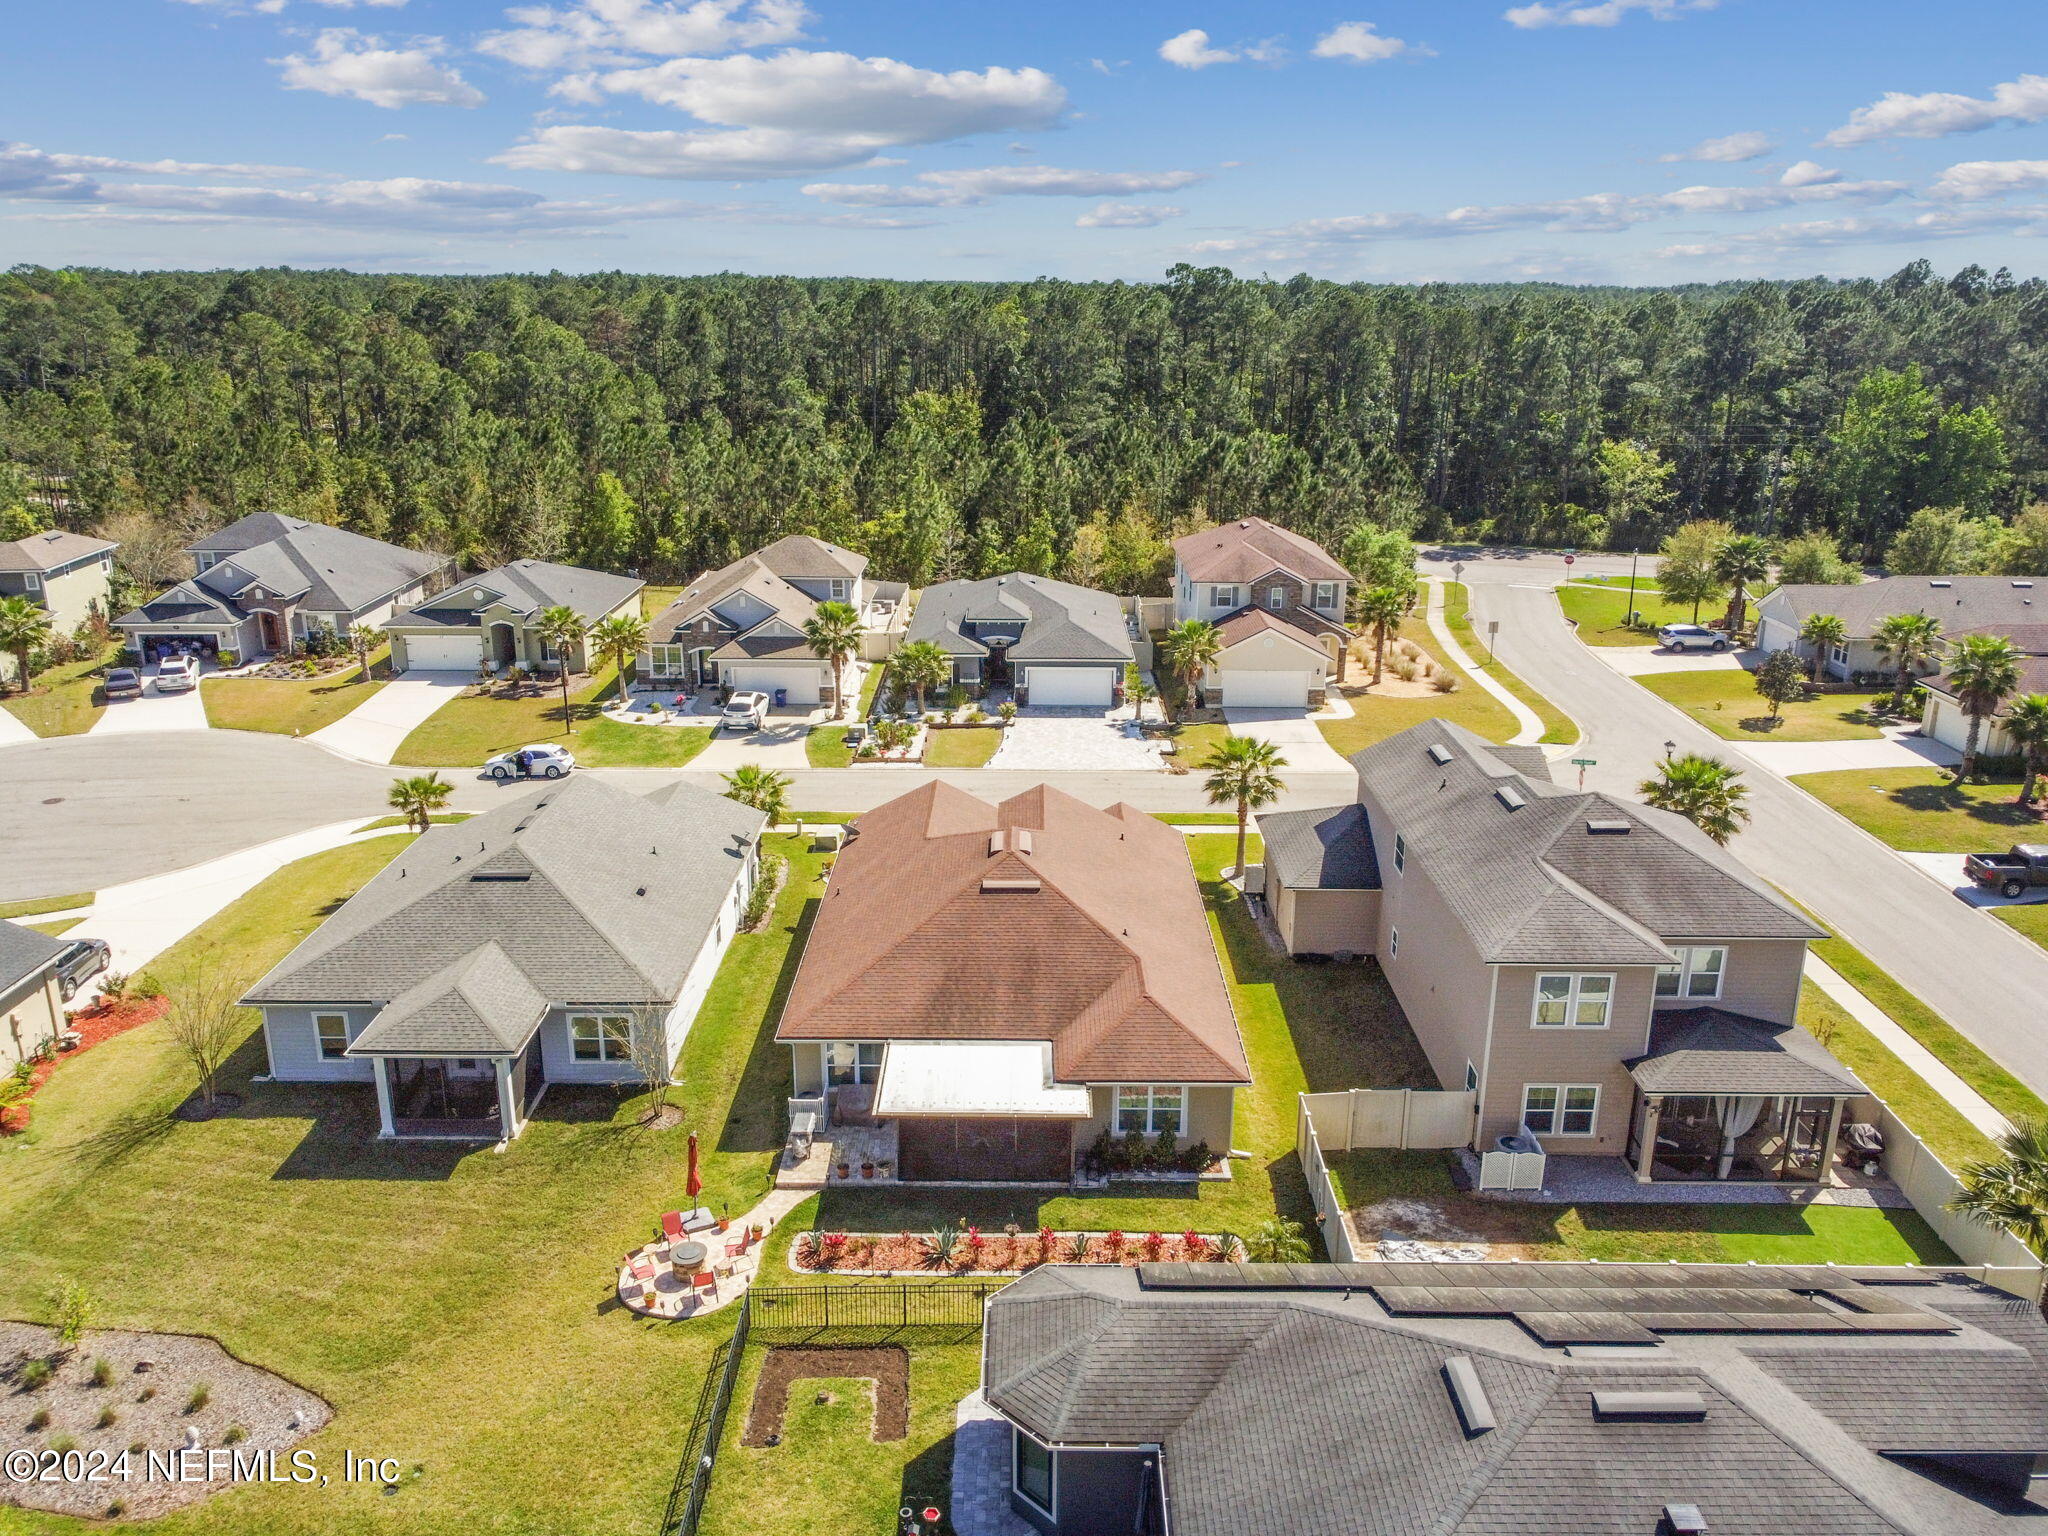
[671, 1240, 708, 1278]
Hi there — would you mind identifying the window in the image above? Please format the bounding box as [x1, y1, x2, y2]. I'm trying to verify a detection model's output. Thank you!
[1532, 974, 1613, 1028]
[828, 578, 849, 601]
[826, 1041, 882, 1086]
[1656, 946, 1727, 1000]
[22, 572, 40, 592]
[1829, 642, 1848, 666]
[571, 1015, 632, 1062]
[1389, 927, 1399, 958]
[1013, 1429, 1055, 1517]
[1115, 1085, 1185, 1137]
[315, 1013, 348, 1060]
[1313, 581, 1338, 610]
[1522, 1084, 1599, 1137]
[1266, 586, 1286, 610]
[1464, 1061, 1479, 1092]
[1209, 585, 1238, 610]
[1393, 834, 1406, 872]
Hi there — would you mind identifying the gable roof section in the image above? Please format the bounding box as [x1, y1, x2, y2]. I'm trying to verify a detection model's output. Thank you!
[647, 553, 815, 642]
[753, 534, 867, 582]
[188, 511, 314, 554]
[1760, 576, 2048, 638]
[907, 572, 1134, 662]
[122, 515, 446, 627]
[1626, 1007, 1867, 1096]
[347, 941, 549, 1056]
[0, 919, 66, 996]
[243, 777, 764, 1011]
[391, 559, 642, 629]
[1213, 606, 1341, 658]
[1353, 720, 1820, 965]
[775, 782, 1247, 1083]
[0, 530, 116, 575]
[1259, 804, 1380, 890]
[1173, 516, 1350, 585]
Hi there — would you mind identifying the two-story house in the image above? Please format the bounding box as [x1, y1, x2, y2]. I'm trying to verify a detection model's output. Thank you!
[640, 535, 903, 707]
[1260, 719, 1864, 1186]
[1170, 517, 1352, 708]
[382, 558, 643, 675]
[0, 529, 118, 684]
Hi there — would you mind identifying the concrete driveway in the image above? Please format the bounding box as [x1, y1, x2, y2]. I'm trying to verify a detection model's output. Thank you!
[1595, 645, 1754, 677]
[989, 707, 1164, 771]
[1222, 708, 1354, 774]
[1901, 852, 2048, 908]
[1733, 727, 1960, 779]
[88, 672, 211, 734]
[691, 708, 820, 771]
[306, 670, 470, 764]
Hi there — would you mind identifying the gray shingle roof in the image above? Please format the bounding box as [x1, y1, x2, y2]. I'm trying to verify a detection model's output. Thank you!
[0, 530, 116, 575]
[1625, 1007, 1867, 1096]
[242, 777, 764, 1012]
[347, 942, 549, 1055]
[390, 560, 641, 629]
[1352, 720, 1821, 965]
[1259, 803, 1381, 890]
[1759, 576, 2048, 639]
[907, 572, 1133, 662]
[118, 515, 447, 628]
[752, 534, 867, 581]
[0, 919, 66, 996]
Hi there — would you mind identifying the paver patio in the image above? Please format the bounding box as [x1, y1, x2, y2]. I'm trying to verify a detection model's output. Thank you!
[987, 705, 1165, 771]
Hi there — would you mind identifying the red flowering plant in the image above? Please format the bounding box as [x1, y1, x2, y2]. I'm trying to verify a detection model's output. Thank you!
[1038, 1226, 1058, 1262]
[1102, 1229, 1126, 1261]
[1142, 1231, 1165, 1260]
[1182, 1230, 1208, 1260]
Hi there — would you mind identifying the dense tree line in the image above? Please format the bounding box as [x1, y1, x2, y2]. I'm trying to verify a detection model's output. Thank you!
[1, 260, 2043, 587]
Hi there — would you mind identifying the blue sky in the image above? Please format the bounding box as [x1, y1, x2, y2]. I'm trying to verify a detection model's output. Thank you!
[5, 0, 2047, 282]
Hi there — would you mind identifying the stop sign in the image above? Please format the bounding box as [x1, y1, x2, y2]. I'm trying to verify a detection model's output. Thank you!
[1563, 554, 1576, 566]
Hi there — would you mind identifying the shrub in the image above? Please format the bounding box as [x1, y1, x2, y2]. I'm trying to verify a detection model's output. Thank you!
[136, 1386, 155, 1403]
[185, 1382, 210, 1414]
[1141, 1231, 1165, 1260]
[106, 1499, 126, 1518]
[21, 1357, 53, 1391]
[50, 1278, 96, 1349]
[1176, 1139, 1215, 1174]
[1431, 674, 1459, 694]
[48, 1434, 75, 1454]
[1152, 1126, 1178, 1167]
[924, 1224, 961, 1267]
[1183, 1230, 1209, 1260]
[743, 852, 784, 930]
[1037, 1226, 1057, 1264]
[1103, 1230, 1126, 1260]
[998, 701, 1017, 722]
[27, 1408, 49, 1431]
[89, 1356, 112, 1387]
[1392, 659, 1418, 683]
[96, 1407, 117, 1429]
[223, 1425, 247, 1445]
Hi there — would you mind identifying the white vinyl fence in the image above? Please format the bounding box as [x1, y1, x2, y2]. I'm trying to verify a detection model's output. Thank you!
[1300, 1088, 1477, 1152]
[1296, 1101, 1358, 1262]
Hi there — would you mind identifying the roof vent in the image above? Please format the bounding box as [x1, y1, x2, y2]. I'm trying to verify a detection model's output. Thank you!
[2015, 581, 2035, 589]
[469, 872, 529, 883]
[1664, 1504, 1708, 1535]
[1442, 1356, 1495, 1434]
[1427, 743, 1455, 765]
[1929, 579, 1952, 588]
[1586, 818, 1631, 835]
[988, 832, 1005, 857]
[1014, 828, 1034, 855]
[1591, 1390, 1706, 1421]
[1494, 786, 1527, 812]
[980, 876, 1041, 894]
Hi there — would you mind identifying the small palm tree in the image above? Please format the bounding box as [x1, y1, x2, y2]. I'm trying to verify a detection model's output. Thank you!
[1128, 677, 1154, 721]
[1796, 612, 1846, 682]
[347, 623, 380, 684]
[0, 594, 54, 695]
[1945, 631, 2025, 784]
[722, 764, 794, 828]
[1352, 584, 1409, 685]
[1200, 734, 1288, 878]
[1712, 533, 1773, 634]
[1639, 752, 1750, 845]
[590, 611, 648, 702]
[803, 600, 864, 720]
[1872, 609, 1943, 714]
[534, 604, 587, 732]
[1156, 618, 1221, 722]
[2006, 694, 2048, 805]
[890, 639, 952, 714]
[1245, 1216, 1311, 1263]
[1950, 1117, 2048, 1256]
[387, 772, 453, 834]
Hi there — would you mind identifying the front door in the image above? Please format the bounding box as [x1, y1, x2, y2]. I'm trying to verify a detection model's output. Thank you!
[895, 1117, 1073, 1181]
[257, 611, 284, 652]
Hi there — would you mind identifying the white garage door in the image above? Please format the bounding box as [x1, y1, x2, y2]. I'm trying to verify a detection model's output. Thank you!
[1026, 667, 1114, 706]
[1220, 670, 1311, 708]
[723, 666, 820, 705]
[403, 632, 482, 672]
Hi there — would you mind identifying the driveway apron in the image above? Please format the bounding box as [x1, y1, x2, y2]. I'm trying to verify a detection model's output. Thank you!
[307, 670, 471, 764]
[1222, 708, 1354, 774]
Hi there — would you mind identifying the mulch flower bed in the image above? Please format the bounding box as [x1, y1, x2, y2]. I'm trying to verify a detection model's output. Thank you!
[741, 1346, 909, 1447]
[1, 995, 168, 1136]
[793, 1228, 1241, 1275]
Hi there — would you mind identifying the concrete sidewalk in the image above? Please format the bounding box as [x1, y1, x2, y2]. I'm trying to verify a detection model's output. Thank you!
[1805, 954, 2010, 1140]
[0, 706, 35, 747]
[1421, 578, 1547, 746]
[306, 671, 470, 764]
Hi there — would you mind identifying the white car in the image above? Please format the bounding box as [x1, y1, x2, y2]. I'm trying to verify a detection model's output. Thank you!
[151, 655, 201, 692]
[721, 690, 770, 732]
[1656, 623, 1730, 653]
[483, 742, 576, 781]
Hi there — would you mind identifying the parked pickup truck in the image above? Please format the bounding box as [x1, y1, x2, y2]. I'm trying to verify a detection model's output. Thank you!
[1963, 844, 2048, 899]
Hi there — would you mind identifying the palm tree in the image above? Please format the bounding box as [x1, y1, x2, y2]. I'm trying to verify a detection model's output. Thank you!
[1639, 752, 1750, 846]
[387, 772, 452, 834]
[889, 639, 952, 714]
[347, 623, 380, 684]
[722, 764, 793, 828]
[1353, 585, 1408, 685]
[590, 612, 648, 703]
[1712, 533, 1772, 634]
[1950, 1117, 2048, 1256]
[1200, 734, 1287, 878]
[1796, 612, 1846, 682]
[1245, 1216, 1311, 1263]
[1872, 610, 1943, 714]
[2006, 694, 2048, 805]
[1128, 677, 1155, 721]
[803, 600, 863, 719]
[1156, 618, 1221, 722]
[1946, 632, 2025, 785]
[0, 594, 54, 695]
[534, 604, 587, 732]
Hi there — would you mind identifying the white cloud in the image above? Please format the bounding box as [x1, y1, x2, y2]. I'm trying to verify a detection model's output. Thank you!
[1505, 0, 1713, 27]
[1312, 21, 1428, 63]
[1659, 130, 1772, 163]
[1824, 73, 2048, 147]
[801, 165, 1205, 207]
[275, 29, 484, 109]
[477, 0, 808, 73]
[1778, 160, 1840, 187]
[496, 124, 880, 178]
[0, 142, 316, 183]
[1076, 201, 1184, 228]
[1159, 29, 1237, 69]
[173, 0, 409, 9]
[1931, 159, 2048, 200]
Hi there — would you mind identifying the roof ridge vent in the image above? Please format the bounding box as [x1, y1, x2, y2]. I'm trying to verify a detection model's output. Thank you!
[1591, 1390, 1706, 1421]
[1586, 818, 1631, 835]
[1427, 743, 1455, 765]
[1494, 785, 1527, 812]
[1443, 1356, 1495, 1434]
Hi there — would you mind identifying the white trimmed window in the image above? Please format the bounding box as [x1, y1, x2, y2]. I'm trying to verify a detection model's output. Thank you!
[828, 578, 849, 601]
[571, 1015, 632, 1062]
[1464, 1061, 1479, 1092]
[315, 1013, 349, 1060]
[1210, 585, 1238, 609]
[826, 1041, 882, 1086]
[1532, 973, 1614, 1028]
[1013, 1429, 1055, 1517]
[1656, 946, 1727, 1000]
[1522, 1084, 1599, 1137]
[1115, 1085, 1185, 1137]
[1313, 581, 1339, 610]
[1393, 833, 1406, 872]
[1266, 586, 1286, 610]
[22, 571, 41, 592]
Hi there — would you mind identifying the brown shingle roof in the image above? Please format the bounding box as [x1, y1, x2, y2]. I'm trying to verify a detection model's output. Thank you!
[1174, 517, 1349, 585]
[1214, 607, 1341, 654]
[776, 782, 1250, 1083]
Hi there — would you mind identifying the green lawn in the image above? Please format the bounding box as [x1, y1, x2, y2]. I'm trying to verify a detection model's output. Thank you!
[354, 813, 472, 833]
[1319, 616, 1520, 757]
[642, 584, 683, 619]
[1790, 765, 2044, 853]
[922, 725, 1002, 767]
[1637, 669, 1887, 742]
[392, 664, 710, 767]
[1154, 812, 1237, 825]
[1162, 717, 1230, 766]
[200, 652, 391, 735]
[0, 646, 123, 738]
[807, 726, 855, 767]
[1798, 980, 1993, 1169]
[0, 891, 93, 920]
[1557, 581, 1701, 645]
[0, 828, 833, 1536]
[1442, 583, 1577, 745]
[26, 916, 82, 937]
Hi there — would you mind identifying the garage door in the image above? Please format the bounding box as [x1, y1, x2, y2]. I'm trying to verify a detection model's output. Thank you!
[723, 666, 820, 705]
[1220, 669, 1311, 707]
[1025, 667, 1114, 706]
[895, 1118, 1075, 1182]
[403, 632, 482, 672]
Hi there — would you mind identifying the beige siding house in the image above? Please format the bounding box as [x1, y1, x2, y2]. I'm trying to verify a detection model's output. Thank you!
[0, 530, 117, 685]
[0, 921, 68, 1074]
[1171, 517, 1352, 707]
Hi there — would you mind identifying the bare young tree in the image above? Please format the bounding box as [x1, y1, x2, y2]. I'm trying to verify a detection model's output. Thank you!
[626, 1017, 679, 1125]
[161, 949, 246, 1115]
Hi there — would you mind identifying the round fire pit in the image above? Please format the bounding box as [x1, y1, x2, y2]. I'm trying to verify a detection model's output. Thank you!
[671, 1240, 707, 1278]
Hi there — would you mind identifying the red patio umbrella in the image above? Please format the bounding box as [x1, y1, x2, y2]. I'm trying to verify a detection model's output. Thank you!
[686, 1131, 702, 1201]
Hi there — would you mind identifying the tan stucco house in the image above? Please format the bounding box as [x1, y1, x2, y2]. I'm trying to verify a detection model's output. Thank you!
[383, 559, 643, 675]
[0, 529, 117, 684]
[0, 920, 67, 1074]
[1171, 517, 1352, 707]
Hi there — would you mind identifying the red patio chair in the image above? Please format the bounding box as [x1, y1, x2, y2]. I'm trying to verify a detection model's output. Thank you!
[661, 1211, 685, 1243]
[724, 1234, 749, 1260]
[689, 1271, 718, 1303]
[629, 1256, 657, 1283]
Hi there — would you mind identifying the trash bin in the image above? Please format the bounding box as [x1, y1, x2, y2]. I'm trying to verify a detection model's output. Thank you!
[773, 688, 787, 707]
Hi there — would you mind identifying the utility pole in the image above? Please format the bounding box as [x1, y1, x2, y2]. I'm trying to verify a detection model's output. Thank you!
[1625, 547, 1640, 626]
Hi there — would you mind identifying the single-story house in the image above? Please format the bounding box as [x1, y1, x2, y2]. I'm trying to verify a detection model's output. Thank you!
[0, 529, 118, 683]
[1922, 622, 2048, 759]
[641, 535, 902, 706]
[1172, 516, 1353, 707]
[114, 511, 452, 665]
[0, 920, 67, 1073]
[982, 1260, 2048, 1536]
[242, 776, 764, 1141]
[1755, 575, 2047, 681]
[1257, 802, 1381, 956]
[775, 782, 1249, 1181]
[908, 572, 1134, 706]
[383, 559, 644, 675]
